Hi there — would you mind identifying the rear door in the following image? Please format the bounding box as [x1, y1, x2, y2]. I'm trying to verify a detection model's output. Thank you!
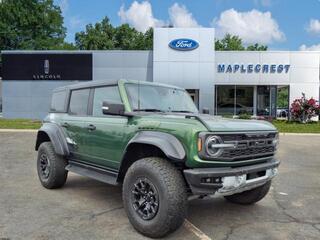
[82, 85, 128, 170]
[61, 88, 90, 161]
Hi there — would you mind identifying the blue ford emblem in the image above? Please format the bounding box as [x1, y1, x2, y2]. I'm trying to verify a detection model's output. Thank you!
[168, 38, 199, 51]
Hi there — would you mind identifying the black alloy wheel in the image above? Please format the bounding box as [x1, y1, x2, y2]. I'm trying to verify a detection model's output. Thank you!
[39, 153, 51, 179]
[131, 177, 159, 220]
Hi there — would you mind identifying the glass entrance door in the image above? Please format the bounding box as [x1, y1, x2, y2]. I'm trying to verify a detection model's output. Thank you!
[256, 86, 277, 118]
[257, 86, 271, 116]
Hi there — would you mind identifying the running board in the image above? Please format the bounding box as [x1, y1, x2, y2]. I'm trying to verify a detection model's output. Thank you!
[66, 160, 119, 186]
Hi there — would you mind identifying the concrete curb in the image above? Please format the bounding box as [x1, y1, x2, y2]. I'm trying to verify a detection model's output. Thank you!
[0, 129, 38, 133]
[279, 132, 320, 136]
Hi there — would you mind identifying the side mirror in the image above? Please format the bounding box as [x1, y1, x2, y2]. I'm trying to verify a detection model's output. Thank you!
[202, 108, 209, 114]
[102, 101, 125, 116]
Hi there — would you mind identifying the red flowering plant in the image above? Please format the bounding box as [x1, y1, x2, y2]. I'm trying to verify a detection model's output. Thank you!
[290, 93, 320, 123]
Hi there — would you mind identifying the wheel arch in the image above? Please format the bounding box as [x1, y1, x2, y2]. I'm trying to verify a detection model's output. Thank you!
[35, 123, 69, 156]
[117, 131, 186, 182]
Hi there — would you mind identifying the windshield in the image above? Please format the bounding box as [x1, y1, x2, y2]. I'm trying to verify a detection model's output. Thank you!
[125, 83, 198, 113]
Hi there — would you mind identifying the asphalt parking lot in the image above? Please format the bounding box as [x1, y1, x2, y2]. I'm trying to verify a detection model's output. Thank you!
[0, 132, 320, 240]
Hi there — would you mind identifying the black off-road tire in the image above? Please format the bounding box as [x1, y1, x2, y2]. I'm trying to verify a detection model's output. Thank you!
[122, 157, 188, 238]
[224, 180, 272, 205]
[37, 142, 68, 189]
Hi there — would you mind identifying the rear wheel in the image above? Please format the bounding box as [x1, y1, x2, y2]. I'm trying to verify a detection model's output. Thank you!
[37, 142, 68, 189]
[122, 157, 187, 238]
[224, 181, 272, 205]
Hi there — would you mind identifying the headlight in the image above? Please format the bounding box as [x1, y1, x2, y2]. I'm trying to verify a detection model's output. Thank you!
[205, 135, 223, 157]
[198, 133, 236, 159]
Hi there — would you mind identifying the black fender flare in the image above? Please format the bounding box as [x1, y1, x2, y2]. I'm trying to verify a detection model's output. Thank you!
[35, 123, 69, 156]
[126, 131, 186, 161]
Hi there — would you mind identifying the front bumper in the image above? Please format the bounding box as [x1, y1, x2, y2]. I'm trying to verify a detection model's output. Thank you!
[183, 158, 280, 195]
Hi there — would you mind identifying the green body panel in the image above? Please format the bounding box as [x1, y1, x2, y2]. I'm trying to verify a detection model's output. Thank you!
[45, 79, 278, 171]
[198, 115, 276, 132]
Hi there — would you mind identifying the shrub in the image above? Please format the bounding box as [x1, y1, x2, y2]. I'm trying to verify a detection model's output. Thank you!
[238, 113, 252, 119]
[290, 93, 320, 123]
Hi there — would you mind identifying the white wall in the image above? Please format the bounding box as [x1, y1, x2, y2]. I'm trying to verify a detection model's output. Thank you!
[153, 28, 215, 113]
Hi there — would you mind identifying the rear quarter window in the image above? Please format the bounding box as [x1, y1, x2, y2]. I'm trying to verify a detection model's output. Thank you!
[50, 90, 67, 112]
[68, 89, 90, 116]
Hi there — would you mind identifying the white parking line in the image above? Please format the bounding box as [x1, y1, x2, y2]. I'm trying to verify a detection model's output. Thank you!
[184, 219, 212, 240]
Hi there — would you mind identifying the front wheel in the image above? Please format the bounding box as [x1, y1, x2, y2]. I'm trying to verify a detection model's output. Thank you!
[122, 157, 188, 238]
[224, 180, 272, 205]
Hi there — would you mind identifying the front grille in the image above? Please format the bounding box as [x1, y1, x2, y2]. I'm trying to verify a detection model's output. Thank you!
[219, 132, 276, 141]
[221, 146, 274, 161]
[218, 132, 277, 161]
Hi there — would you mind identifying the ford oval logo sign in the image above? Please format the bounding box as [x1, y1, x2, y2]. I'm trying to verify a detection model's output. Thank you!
[168, 38, 199, 51]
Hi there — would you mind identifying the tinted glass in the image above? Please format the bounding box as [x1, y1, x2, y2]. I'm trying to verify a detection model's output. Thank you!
[235, 86, 253, 115]
[216, 85, 253, 116]
[276, 86, 289, 119]
[93, 86, 122, 117]
[216, 85, 235, 116]
[69, 89, 90, 115]
[50, 90, 67, 112]
[257, 86, 270, 116]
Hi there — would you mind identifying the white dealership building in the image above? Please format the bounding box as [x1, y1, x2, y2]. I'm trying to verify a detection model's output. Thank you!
[1, 27, 319, 119]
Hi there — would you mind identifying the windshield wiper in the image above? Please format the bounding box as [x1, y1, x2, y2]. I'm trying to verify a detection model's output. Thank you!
[133, 108, 164, 112]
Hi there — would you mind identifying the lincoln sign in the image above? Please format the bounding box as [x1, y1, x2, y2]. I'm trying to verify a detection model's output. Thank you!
[217, 64, 290, 74]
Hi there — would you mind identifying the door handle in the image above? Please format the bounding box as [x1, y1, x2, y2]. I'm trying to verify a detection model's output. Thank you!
[87, 124, 96, 131]
[61, 122, 70, 128]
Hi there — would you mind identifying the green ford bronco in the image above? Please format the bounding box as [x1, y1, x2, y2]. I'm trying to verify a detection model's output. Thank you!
[35, 79, 280, 238]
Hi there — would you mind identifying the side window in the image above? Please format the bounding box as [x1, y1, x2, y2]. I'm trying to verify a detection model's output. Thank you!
[69, 89, 90, 115]
[93, 86, 122, 117]
[50, 90, 67, 112]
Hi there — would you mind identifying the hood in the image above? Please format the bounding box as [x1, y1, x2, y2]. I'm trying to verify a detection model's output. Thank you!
[198, 115, 277, 132]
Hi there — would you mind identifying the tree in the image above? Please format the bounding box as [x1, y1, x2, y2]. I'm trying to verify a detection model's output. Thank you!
[215, 34, 245, 51]
[75, 17, 115, 50]
[75, 17, 153, 50]
[0, 0, 67, 51]
[142, 27, 153, 50]
[215, 34, 267, 51]
[114, 24, 144, 50]
[247, 43, 268, 51]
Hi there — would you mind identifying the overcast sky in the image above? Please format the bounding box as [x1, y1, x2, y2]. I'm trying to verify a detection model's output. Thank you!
[55, 0, 320, 50]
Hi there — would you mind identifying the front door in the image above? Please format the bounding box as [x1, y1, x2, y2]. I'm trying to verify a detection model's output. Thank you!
[82, 85, 128, 170]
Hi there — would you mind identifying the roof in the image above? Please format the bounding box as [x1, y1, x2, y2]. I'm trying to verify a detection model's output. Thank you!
[53, 79, 185, 92]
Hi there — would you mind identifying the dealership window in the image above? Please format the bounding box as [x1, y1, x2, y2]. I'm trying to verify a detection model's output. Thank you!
[92, 86, 122, 117]
[235, 86, 253, 115]
[277, 86, 289, 119]
[256, 85, 289, 118]
[216, 85, 235, 116]
[69, 89, 90, 115]
[215, 85, 253, 116]
[216, 85, 289, 118]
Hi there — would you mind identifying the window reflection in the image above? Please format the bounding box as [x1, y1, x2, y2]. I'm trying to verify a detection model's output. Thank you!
[216, 85, 253, 116]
